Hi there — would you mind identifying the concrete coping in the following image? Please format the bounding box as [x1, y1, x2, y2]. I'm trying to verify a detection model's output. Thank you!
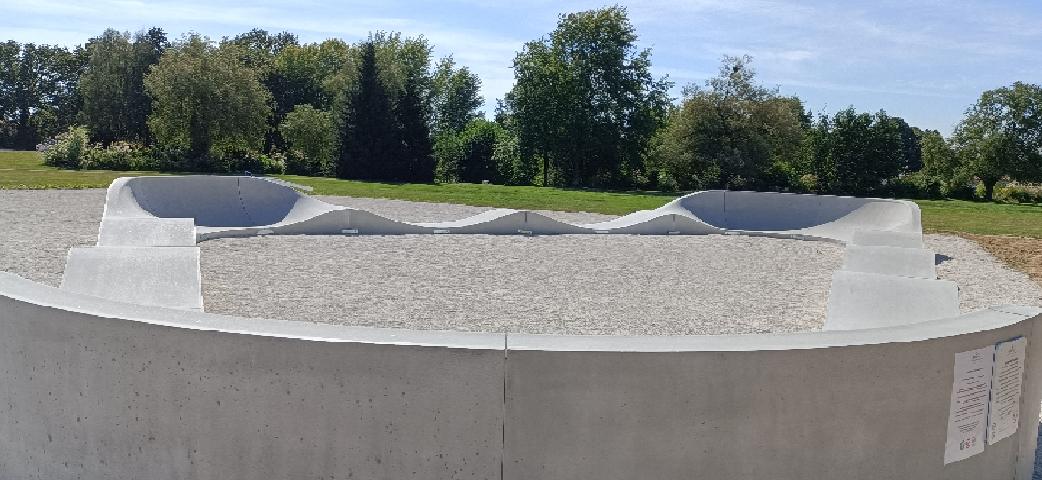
[4, 272, 1038, 353]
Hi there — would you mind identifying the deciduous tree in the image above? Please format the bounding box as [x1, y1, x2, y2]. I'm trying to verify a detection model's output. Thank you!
[951, 82, 1042, 201]
[502, 6, 672, 187]
[143, 34, 271, 157]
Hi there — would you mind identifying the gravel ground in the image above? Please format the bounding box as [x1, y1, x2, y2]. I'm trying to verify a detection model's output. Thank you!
[1, 189, 1040, 331]
[0, 189, 107, 287]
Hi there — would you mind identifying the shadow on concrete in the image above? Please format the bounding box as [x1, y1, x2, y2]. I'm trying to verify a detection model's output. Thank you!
[935, 254, 954, 265]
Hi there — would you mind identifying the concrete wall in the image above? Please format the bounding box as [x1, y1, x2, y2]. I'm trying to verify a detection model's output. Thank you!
[0, 273, 505, 480]
[3, 272, 1041, 479]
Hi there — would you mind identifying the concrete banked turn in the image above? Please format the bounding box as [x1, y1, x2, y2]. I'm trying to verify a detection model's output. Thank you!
[62, 175, 952, 329]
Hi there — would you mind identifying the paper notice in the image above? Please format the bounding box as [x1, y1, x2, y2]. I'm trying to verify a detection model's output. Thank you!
[944, 346, 995, 464]
[987, 337, 1027, 444]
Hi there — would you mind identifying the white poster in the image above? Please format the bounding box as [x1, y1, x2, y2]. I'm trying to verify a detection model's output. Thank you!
[987, 337, 1027, 444]
[944, 346, 995, 465]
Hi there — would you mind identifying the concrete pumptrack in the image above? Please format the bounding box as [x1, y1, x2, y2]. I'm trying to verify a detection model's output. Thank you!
[0, 175, 1039, 480]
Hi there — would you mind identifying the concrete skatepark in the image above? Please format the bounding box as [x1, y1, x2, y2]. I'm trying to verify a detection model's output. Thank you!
[1, 175, 1041, 479]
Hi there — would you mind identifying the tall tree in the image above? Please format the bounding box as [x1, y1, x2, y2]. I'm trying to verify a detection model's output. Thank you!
[0, 42, 86, 149]
[891, 117, 923, 173]
[501, 6, 672, 187]
[951, 82, 1042, 201]
[80, 28, 167, 145]
[336, 41, 398, 180]
[143, 34, 272, 157]
[397, 71, 435, 182]
[651, 56, 806, 190]
[430, 56, 483, 135]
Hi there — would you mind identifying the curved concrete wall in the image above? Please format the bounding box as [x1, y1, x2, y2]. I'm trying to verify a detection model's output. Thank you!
[1, 273, 1040, 479]
[102, 176, 922, 242]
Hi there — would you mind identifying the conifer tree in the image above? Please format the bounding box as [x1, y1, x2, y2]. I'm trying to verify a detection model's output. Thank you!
[337, 42, 397, 180]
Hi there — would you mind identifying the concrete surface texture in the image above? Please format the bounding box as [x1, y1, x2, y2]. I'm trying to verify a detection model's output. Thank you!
[1, 176, 1041, 479]
[1, 273, 1040, 479]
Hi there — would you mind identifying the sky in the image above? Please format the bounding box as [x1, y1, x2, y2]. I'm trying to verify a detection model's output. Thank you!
[2, 0, 1041, 137]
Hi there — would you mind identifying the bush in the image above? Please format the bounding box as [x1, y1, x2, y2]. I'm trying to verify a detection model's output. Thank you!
[80, 141, 154, 171]
[995, 182, 1042, 204]
[39, 126, 90, 169]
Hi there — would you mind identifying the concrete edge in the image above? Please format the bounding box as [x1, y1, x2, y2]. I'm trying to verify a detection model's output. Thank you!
[5, 271, 1038, 354]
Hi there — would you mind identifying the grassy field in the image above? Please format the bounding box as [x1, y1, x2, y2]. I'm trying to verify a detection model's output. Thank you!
[917, 200, 1042, 239]
[0, 150, 172, 189]
[3, 150, 1041, 237]
[274, 174, 676, 215]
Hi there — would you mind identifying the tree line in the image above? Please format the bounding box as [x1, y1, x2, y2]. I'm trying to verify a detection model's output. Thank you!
[2, 6, 1040, 201]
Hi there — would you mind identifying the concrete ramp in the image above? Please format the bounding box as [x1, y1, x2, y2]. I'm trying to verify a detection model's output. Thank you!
[60, 246, 202, 311]
[842, 245, 937, 279]
[824, 271, 959, 330]
[98, 217, 196, 247]
[668, 190, 921, 242]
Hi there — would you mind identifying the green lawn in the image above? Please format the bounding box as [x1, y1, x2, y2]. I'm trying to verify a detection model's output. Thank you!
[4, 150, 1041, 237]
[915, 199, 1042, 239]
[0, 150, 171, 189]
[274, 174, 677, 215]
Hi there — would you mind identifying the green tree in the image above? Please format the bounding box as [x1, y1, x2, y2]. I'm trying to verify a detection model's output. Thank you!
[336, 41, 398, 180]
[430, 56, 482, 135]
[397, 71, 435, 182]
[79, 28, 167, 145]
[803, 107, 904, 195]
[501, 6, 672, 187]
[951, 82, 1042, 201]
[651, 55, 806, 190]
[279, 103, 335, 173]
[0, 41, 86, 149]
[892, 117, 922, 173]
[333, 33, 436, 182]
[143, 34, 272, 157]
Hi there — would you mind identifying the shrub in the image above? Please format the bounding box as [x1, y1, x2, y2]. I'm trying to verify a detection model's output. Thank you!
[39, 126, 90, 169]
[80, 141, 154, 171]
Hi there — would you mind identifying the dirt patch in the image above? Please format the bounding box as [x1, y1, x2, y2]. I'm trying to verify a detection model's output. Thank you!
[955, 233, 1042, 285]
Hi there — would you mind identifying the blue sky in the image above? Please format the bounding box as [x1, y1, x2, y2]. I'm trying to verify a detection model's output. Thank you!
[2, 0, 1041, 136]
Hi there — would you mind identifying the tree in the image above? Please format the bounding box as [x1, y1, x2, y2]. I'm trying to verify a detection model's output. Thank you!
[79, 28, 167, 145]
[651, 55, 806, 190]
[280, 103, 335, 172]
[501, 6, 672, 187]
[430, 56, 483, 135]
[397, 72, 435, 182]
[143, 34, 272, 157]
[333, 33, 437, 182]
[892, 117, 922, 173]
[336, 41, 398, 180]
[803, 107, 904, 195]
[0, 41, 86, 149]
[951, 82, 1042, 201]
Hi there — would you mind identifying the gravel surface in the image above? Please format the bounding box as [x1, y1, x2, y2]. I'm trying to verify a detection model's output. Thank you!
[0, 189, 107, 287]
[1, 189, 1040, 334]
[201, 233, 842, 334]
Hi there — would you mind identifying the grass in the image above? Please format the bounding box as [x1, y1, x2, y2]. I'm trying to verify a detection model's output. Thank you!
[914, 199, 1042, 239]
[273, 174, 677, 215]
[0, 150, 172, 189]
[3, 149, 1042, 237]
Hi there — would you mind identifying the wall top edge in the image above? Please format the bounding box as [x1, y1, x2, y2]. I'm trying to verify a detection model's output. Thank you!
[3, 272, 1037, 353]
